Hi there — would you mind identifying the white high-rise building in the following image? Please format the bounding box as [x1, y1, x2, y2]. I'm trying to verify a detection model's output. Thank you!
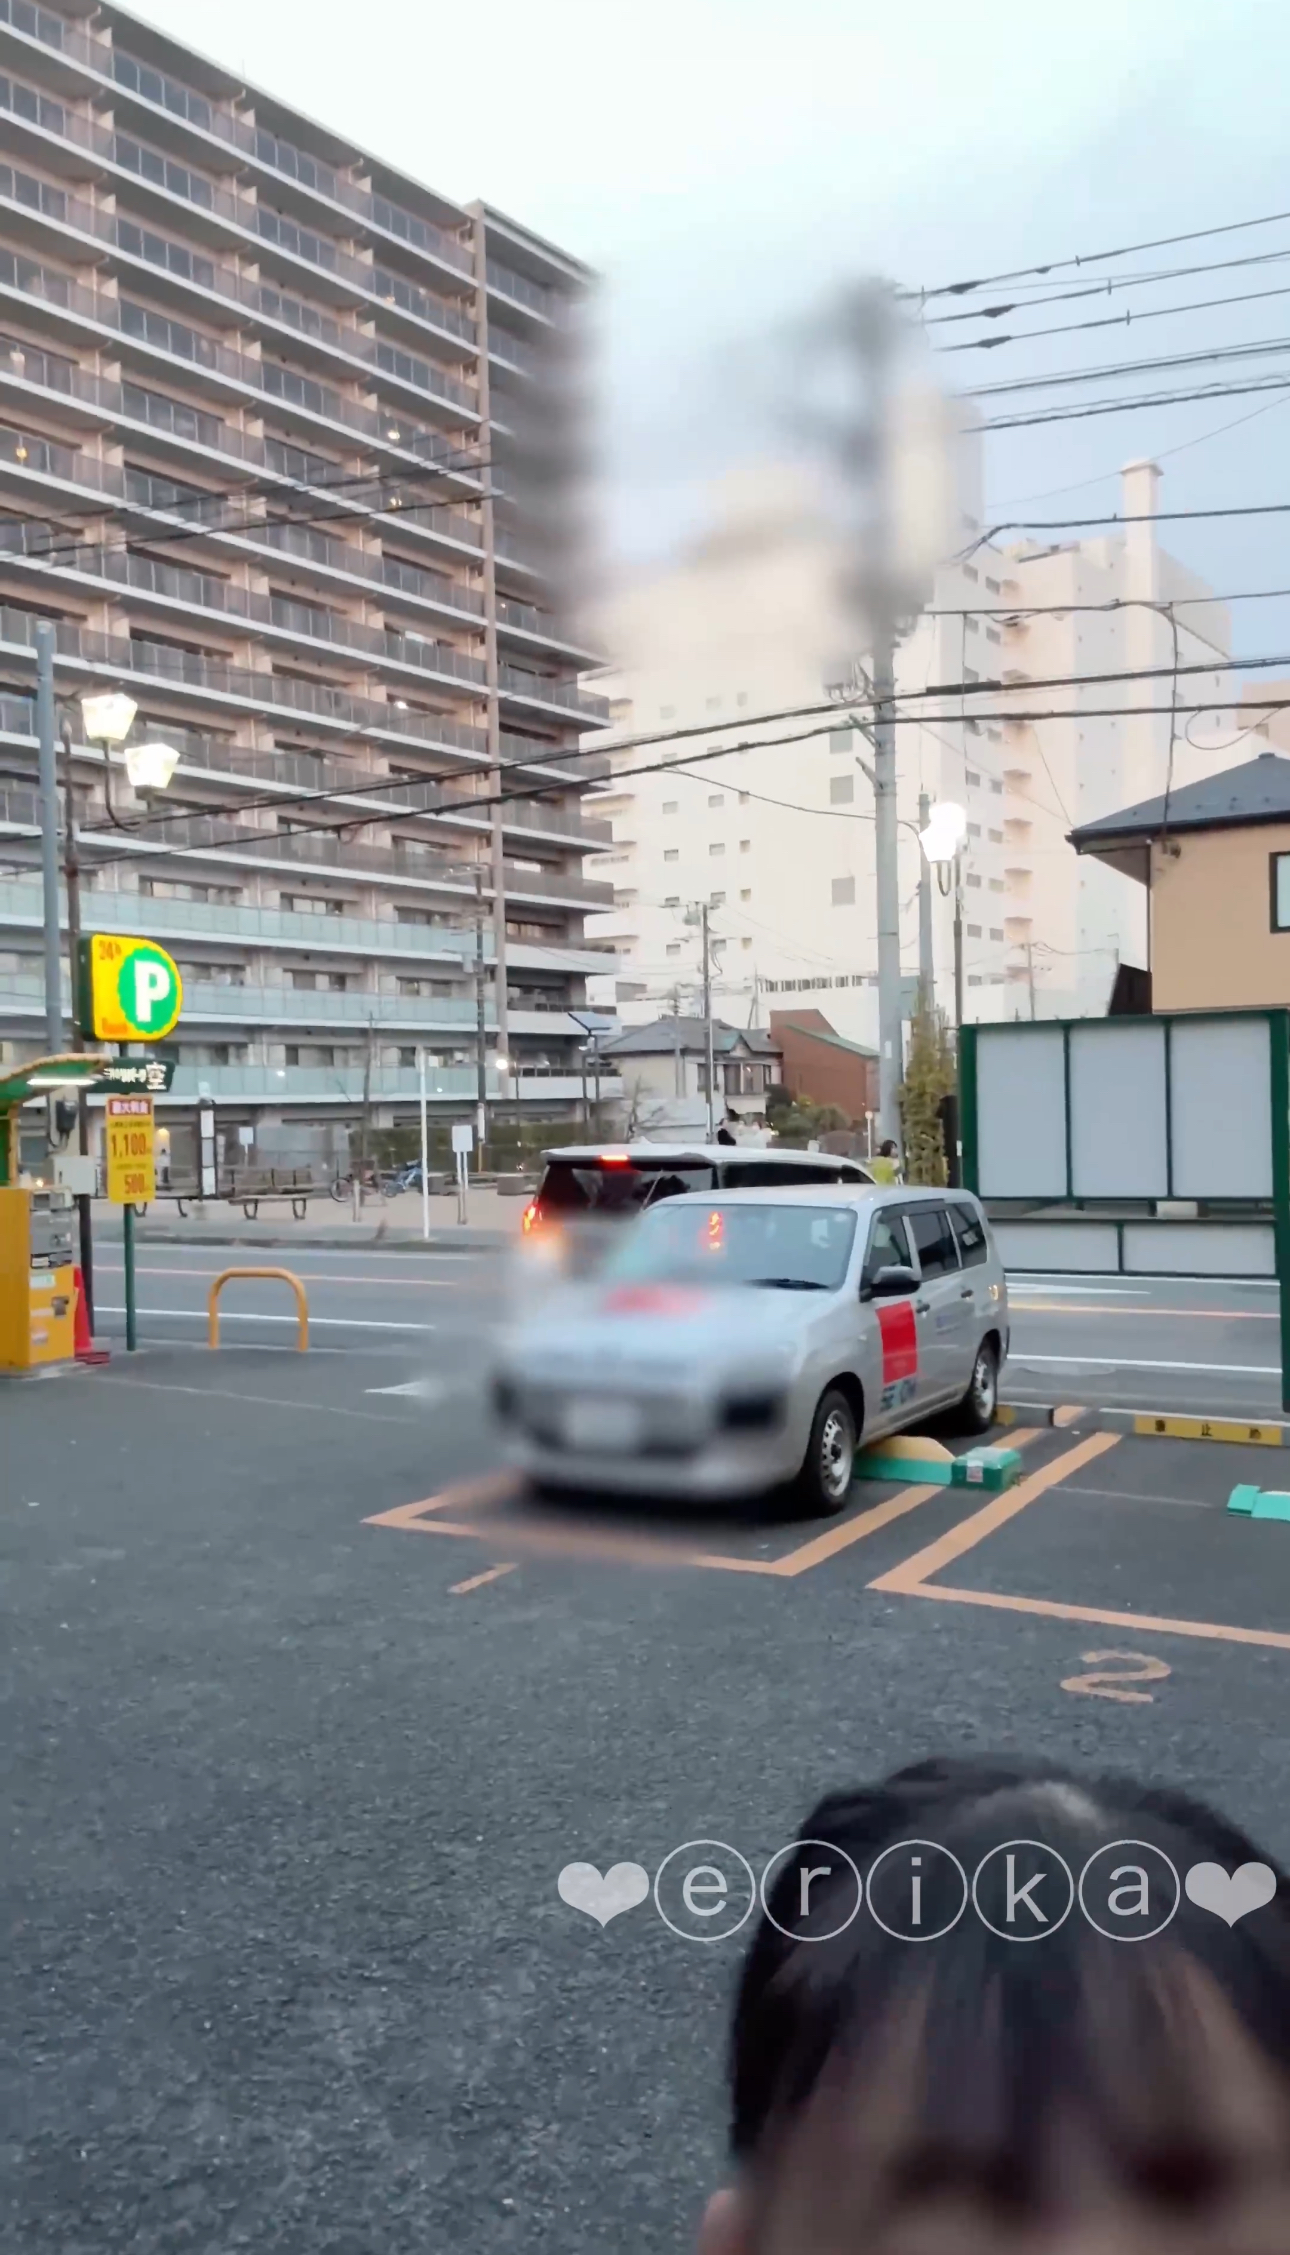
[589, 459, 1243, 1033]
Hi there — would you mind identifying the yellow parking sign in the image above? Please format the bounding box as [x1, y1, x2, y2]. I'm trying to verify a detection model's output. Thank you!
[79, 934, 182, 1043]
[105, 1095, 156, 1205]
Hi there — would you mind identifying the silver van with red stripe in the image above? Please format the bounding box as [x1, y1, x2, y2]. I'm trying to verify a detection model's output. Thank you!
[493, 1183, 1008, 1516]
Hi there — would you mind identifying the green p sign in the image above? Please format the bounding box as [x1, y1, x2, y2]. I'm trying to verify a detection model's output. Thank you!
[80, 933, 184, 1043]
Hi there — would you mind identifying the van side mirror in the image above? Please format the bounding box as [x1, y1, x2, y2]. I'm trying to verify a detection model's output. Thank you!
[864, 1263, 918, 1300]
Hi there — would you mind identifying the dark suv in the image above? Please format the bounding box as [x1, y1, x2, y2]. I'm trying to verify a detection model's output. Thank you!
[522, 1143, 873, 1259]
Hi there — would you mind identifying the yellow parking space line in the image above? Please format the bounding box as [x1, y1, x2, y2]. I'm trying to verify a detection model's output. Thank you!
[870, 1431, 1121, 1595]
[888, 1581, 1290, 1653]
[450, 1562, 518, 1595]
[773, 1485, 942, 1577]
[364, 1469, 520, 1526]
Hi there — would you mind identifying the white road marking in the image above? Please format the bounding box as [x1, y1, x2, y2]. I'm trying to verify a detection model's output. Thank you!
[1009, 1353, 1279, 1376]
[366, 1376, 452, 1401]
[95, 1304, 441, 1333]
[86, 1375, 414, 1423]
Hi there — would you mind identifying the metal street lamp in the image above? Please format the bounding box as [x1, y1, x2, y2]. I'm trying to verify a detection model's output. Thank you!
[918, 800, 967, 1031]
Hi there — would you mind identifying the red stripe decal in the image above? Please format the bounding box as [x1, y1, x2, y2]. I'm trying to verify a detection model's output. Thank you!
[877, 1298, 918, 1383]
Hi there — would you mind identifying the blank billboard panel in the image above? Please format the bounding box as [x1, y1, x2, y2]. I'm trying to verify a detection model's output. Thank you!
[1171, 1017, 1272, 1199]
[1069, 1022, 1168, 1198]
[976, 1026, 1066, 1198]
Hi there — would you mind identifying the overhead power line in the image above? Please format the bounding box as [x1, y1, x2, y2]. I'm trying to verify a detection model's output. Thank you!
[939, 279, 1290, 355]
[903, 205, 1290, 303]
[968, 332, 1290, 400]
[980, 372, 1290, 432]
[924, 245, 1290, 325]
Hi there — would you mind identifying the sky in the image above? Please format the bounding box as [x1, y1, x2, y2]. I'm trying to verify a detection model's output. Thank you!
[127, 0, 1290, 665]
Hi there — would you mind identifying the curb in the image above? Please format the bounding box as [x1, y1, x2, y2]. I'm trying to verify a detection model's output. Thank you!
[998, 1401, 1290, 1446]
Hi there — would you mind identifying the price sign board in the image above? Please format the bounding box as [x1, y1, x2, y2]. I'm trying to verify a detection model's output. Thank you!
[105, 1095, 156, 1205]
[79, 934, 183, 1043]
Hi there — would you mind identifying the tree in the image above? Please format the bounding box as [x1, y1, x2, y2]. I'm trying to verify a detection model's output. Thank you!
[898, 1003, 957, 1185]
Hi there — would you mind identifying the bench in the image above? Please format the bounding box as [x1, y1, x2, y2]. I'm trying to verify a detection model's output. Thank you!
[228, 1168, 331, 1221]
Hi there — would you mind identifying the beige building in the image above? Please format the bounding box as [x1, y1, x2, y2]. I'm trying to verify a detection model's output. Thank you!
[1070, 750, 1290, 1013]
[588, 456, 1247, 1037]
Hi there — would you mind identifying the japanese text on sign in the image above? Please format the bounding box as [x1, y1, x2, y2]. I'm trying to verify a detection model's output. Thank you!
[105, 1094, 155, 1205]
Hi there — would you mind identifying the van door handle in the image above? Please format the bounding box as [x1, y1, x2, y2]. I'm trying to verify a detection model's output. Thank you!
[915, 1298, 931, 1314]
[960, 1287, 974, 1299]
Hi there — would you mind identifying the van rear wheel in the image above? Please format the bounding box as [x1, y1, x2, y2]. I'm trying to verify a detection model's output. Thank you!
[790, 1386, 858, 1518]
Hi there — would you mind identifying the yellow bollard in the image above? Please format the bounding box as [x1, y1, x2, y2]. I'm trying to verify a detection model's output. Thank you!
[208, 1266, 309, 1351]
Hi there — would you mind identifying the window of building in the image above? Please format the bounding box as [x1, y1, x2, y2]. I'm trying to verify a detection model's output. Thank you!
[706, 696, 720, 710]
[990, 779, 1003, 794]
[985, 576, 1001, 593]
[663, 800, 678, 814]
[988, 828, 1003, 843]
[989, 878, 1005, 893]
[740, 888, 751, 902]
[986, 627, 1001, 644]
[1272, 854, 1290, 928]
[710, 891, 725, 907]
[738, 792, 749, 804]
[967, 823, 981, 838]
[963, 666, 979, 683]
[832, 876, 855, 906]
[737, 693, 748, 708]
[666, 942, 681, 957]
[708, 793, 724, 807]
[660, 705, 675, 719]
[966, 873, 982, 889]
[664, 895, 679, 908]
[831, 729, 853, 753]
[963, 565, 979, 581]
[709, 842, 724, 857]
[965, 616, 979, 634]
[830, 774, 855, 805]
[965, 770, 980, 787]
[739, 839, 751, 853]
[968, 975, 983, 988]
[966, 923, 982, 938]
[741, 936, 752, 949]
[397, 1047, 418, 1067]
[990, 928, 1004, 941]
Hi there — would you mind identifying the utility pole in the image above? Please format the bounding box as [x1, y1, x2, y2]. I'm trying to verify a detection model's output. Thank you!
[60, 713, 94, 1320]
[917, 789, 934, 1015]
[701, 902, 715, 1139]
[473, 865, 489, 1168]
[36, 620, 62, 1063]
[954, 859, 965, 1034]
[1025, 939, 1037, 1021]
[353, 1017, 375, 1219]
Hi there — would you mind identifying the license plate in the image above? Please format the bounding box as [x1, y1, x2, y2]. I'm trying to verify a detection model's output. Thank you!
[563, 1395, 642, 1453]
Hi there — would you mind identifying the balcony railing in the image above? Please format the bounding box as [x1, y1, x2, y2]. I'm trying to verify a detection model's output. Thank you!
[485, 260, 555, 318]
[254, 521, 484, 615]
[159, 1064, 616, 1105]
[0, 876, 616, 976]
[0, 85, 479, 357]
[0, 602, 490, 752]
[0, 0, 112, 74]
[0, 530, 488, 684]
[499, 665, 610, 722]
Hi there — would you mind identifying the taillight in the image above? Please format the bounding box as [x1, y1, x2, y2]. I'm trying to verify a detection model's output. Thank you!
[522, 1200, 540, 1234]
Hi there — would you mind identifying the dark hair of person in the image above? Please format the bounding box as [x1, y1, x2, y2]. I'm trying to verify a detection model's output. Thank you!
[729, 1755, 1290, 2226]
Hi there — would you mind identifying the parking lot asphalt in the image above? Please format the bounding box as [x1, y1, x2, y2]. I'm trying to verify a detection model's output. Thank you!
[6, 1294, 1290, 2254]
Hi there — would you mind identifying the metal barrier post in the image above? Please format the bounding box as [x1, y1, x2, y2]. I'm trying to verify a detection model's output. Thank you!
[207, 1266, 309, 1351]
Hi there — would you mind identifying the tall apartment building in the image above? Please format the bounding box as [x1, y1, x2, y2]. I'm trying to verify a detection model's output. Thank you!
[589, 459, 1243, 1037]
[0, 0, 617, 1146]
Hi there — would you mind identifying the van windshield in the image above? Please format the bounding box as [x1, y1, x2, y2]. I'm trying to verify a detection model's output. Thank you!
[536, 1159, 715, 1215]
[605, 1201, 857, 1290]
